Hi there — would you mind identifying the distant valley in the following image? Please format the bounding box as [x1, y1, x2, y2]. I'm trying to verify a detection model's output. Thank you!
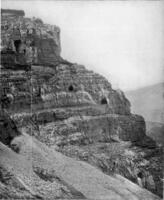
[125, 82, 164, 124]
[125, 83, 164, 145]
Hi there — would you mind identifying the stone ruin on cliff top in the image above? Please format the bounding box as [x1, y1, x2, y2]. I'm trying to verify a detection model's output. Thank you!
[1, 9, 61, 68]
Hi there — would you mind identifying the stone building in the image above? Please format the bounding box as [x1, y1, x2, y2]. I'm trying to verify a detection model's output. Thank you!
[1, 9, 61, 68]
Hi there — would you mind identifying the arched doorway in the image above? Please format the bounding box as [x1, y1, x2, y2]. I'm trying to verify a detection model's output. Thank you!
[68, 85, 74, 92]
[14, 40, 21, 52]
[101, 97, 108, 105]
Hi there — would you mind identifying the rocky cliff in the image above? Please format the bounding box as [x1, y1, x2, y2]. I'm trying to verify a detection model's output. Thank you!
[0, 9, 163, 199]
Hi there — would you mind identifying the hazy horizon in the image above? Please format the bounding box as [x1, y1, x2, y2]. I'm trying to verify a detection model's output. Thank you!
[1, 0, 164, 91]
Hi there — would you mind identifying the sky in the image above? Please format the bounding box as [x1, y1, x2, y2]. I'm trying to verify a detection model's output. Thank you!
[1, 0, 164, 91]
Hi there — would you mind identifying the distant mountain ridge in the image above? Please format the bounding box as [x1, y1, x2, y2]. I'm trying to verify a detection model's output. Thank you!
[146, 121, 164, 145]
[125, 82, 164, 123]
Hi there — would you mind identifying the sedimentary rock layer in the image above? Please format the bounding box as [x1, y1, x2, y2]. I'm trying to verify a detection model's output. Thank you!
[0, 9, 162, 199]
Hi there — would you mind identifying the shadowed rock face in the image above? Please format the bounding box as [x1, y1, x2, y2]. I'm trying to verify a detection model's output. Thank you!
[0, 108, 20, 145]
[0, 9, 163, 199]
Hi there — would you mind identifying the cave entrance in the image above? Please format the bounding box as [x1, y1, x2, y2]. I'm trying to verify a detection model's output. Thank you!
[14, 40, 21, 53]
[137, 172, 144, 179]
[101, 97, 108, 105]
[68, 85, 74, 92]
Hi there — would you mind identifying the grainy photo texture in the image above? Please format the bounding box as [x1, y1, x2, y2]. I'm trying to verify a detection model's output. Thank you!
[0, 1, 163, 199]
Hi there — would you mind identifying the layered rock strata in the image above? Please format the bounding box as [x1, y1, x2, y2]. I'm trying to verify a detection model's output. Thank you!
[0, 9, 163, 199]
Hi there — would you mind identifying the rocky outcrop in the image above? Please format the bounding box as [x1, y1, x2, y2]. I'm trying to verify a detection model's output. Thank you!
[0, 107, 20, 145]
[0, 9, 163, 199]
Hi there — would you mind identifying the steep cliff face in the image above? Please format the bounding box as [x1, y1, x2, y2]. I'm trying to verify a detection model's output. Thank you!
[0, 64, 130, 114]
[0, 9, 162, 199]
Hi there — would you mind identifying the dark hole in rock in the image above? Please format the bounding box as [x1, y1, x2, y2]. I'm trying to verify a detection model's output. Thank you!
[101, 98, 108, 104]
[137, 172, 144, 179]
[4, 122, 8, 127]
[68, 85, 74, 92]
[14, 40, 21, 52]
[43, 119, 47, 124]
[53, 112, 56, 119]
[37, 87, 41, 97]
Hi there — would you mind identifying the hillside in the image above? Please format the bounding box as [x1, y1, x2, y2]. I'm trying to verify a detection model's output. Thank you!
[125, 83, 164, 124]
[1, 133, 161, 200]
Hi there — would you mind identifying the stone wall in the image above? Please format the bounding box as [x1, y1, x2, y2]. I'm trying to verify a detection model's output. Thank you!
[1, 9, 25, 17]
[1, 9, 61, 66]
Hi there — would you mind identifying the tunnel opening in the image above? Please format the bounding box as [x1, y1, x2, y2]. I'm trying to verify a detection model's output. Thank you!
[68, 85, 74, 92]
[14, 40, 21, 53]
[137, 172, 144, 179]
[101, 97, 108, 105]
